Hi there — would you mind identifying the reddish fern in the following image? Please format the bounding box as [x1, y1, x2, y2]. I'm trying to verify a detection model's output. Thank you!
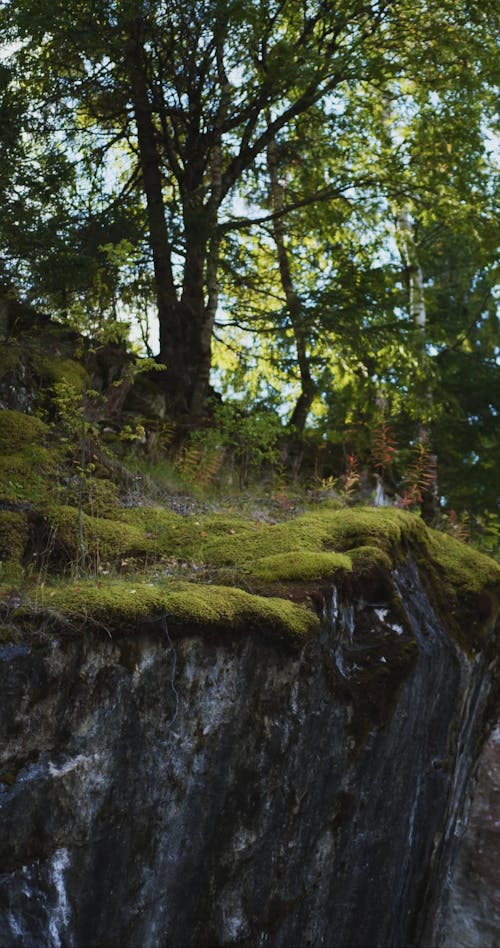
[399, 437, 437, 508]
[370, 419, 397, 476]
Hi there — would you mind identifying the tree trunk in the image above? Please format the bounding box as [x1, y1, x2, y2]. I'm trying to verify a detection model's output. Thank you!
[125, 29, 177, 338]
[267, 136, 316, 432]
[395, 205, 439, 519]
[125, 24, 224, 418]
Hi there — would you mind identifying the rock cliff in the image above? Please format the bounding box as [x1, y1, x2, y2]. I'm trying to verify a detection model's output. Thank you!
[0, 547, 498, 947]
[440, 724, 500, 947]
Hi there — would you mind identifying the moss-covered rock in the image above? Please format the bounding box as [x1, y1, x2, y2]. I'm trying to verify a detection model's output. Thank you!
[118, 506, 200, 558]
[118, 507, 257, 561]
[0, 511, 28, 565]
[0, 411, 53, 504]
[0, 409, 47, 453]
[32, 578, 318, 641]
[34, 356, 88, 392]
[427, 531, 500, 598]
[0, 448, 55, 505]
[346, 545, 393, 575]
[164, 583, 318, 639]
[0, 417, 496, 657]
[200, 507, 426, 572]
[251, 550, 352, 582]
[49, 505, 155, 562]
[82, 478, 122, 519]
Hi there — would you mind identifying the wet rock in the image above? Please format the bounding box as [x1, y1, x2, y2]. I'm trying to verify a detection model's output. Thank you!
[439, 725, 500, 947]
[0, 561, 497, 947]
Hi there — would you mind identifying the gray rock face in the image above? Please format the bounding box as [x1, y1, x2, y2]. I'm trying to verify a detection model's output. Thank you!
[440, 725, 500, 947]
[0, 562, 497, 948]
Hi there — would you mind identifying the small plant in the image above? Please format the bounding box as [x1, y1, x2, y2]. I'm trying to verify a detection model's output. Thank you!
[370, 418, 397, 479]
[444, 509, 470, 544]
[473, 511, 500, 559]
[174, 444, 204, 482]
[341, 453, 360, 501]
[196, 447, 225, 487]
[398, 434, 437, 510]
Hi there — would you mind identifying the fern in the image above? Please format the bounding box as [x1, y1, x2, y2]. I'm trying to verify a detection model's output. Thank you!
[341, 453, 360, 500]
[370, 419, 397, 476]
[399, 437, 437, 508]
[197, 448, 224, 487]
[175, 445, 203, 481]
[160, 420, 176, 451]
[445, 509, 470, 544]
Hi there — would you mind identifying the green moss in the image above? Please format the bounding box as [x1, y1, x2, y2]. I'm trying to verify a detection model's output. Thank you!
[201, 514, 332, 569]
[318, 507, 427, 553]
[0, 511, 28, 565]
[50, 505, 155, 561]
[34, 578, 318, 640]
[346, 545, 393, 574]
[118, 506, 198, 558]
[39, 578, 165, 623]
[251, 550, 352, 582]
[0, 448, 55, 504]
[164, 583, 318, 638]
[201, 506, 425, 572]
[1, 479, 497, 653]
[0, 343, 21, 376]
[0, 410, 47, 453]
[427, 529, 500, 597]
[82, 478, 121, 518]
[111, 504, 424, 587]
[118, 507, 257, 561]
[34, 356, 88, 391]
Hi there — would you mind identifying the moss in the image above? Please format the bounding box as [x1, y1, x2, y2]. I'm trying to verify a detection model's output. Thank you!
[0, 410, 47, 453]
[38, 578, 165, 623]
[49, 505, 155, 561]
[0, 511, 28, 565]
[0, 448, 55, 504]
[251, 550, 352, 582]
[118, 507, 257, 561]
[346, 545, 393, 575]
[201, 506, 425, 572]
[0, 342, 21, 376]
[426, 530, 500, 597]
[1, 481, 498, 653]
[118, 506, 199, 558]
[33, 578, 319, 640]
[201, 513, 333, 569]
[82, 478, 122, 519]
[34, 356, 88, 391]
[317, 507, 427, 554]
[164, 583, 318, 639]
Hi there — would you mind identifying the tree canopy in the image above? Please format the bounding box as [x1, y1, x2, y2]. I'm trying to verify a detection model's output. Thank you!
[0, 0, 498, 516]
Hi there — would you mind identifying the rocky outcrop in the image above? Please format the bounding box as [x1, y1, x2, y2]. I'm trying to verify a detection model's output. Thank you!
[439, 725, 500, 947]
[0, 558, 497, 948]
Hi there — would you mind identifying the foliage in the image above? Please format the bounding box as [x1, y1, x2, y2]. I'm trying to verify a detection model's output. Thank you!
[0, 0, 498, 517]
[399, 436, 437, 510]
[187, 401, 284, 487]
[371, 420, 397, 480]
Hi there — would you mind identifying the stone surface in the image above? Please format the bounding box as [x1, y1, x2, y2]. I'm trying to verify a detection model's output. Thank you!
[0, 561, 497, 947]
[439, 725, 500, 947]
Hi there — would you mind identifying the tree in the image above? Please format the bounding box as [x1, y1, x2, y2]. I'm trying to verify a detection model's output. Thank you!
[6, 0, 497, 420]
